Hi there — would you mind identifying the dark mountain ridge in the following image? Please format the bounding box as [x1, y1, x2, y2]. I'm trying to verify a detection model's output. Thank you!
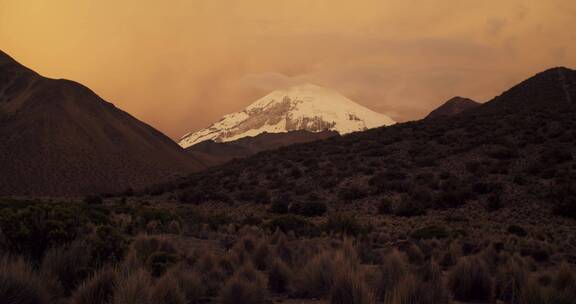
[0, 50, 203, 197]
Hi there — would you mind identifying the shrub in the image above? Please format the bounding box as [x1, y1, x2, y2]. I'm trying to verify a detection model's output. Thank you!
[507, 225, 528, 237]
[494, 257, 527, 304]
[147, 252, 179, 277]
[296, 252, 338, 298]
[0, 257, 51, 304]
[289, 202, 328, 217]
[552, 184, 576, 219]
[554, 263, 576, 292]
[219, 264, 266, 304]
[377, 199, 393, 215]
[386, 274, 423, 304]
[436, 188, 471, 208]
[410, 225, 449, 240]
[70, 268, 119, 304]
[393, 197, 425, 217]
[338, 186, 367, 201]
[268, 258, 292, 293]
[448, 256, 493, 302]
[253, 189, 271, 204]
[41, 240, 91, 295]
[113, 269, 152, 304]
[150, 273, 187, 304]
[486, 194, 503, 211]
[330, 267, 375, 304]
[84, 195, 103, 205]
[473, 182, 503, 195]
[252, 241, 271, 271]
[173, 270, 205, 304]
[265, 215, 319, 237]
[420, 260, 449, 304]
[323, 214, 372, 237]
[375, 250, 407, 301]
[520, 277, 549, 304]
[269, 201, 289, 214]
[88, 225, 128, 265]
[0, 203, 84, 260]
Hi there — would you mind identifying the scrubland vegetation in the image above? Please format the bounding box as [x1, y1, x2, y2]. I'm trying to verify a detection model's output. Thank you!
[2, 69, 576, 303]
[1, 197, 575, 304]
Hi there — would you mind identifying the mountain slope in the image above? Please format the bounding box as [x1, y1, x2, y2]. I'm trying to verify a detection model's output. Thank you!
[186, 130, 338, 166]
[425, 96, 480, 119]
[143, 67, 576, 225]
[179, 84, 394, 148]
[0, 50, 203, 197]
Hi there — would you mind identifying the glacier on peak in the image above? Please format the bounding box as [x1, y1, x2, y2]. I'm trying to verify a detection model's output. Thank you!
[179, 84, 395, 148]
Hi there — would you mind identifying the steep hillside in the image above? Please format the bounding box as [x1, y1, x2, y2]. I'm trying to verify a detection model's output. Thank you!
[0, 50, 203, 197]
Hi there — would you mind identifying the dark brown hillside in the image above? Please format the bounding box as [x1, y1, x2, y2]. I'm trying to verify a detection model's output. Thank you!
[0, 50, 204, 197]
[186, 130, 338, 166]
[425, 96, 480, 119]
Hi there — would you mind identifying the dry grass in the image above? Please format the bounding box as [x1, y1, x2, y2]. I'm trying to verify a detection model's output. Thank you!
[41, 240, 91, 295]
[448, 255, 493, 302]
[113, 269, 152, 304]
[295, 251, 338, 298]
[219, 262, 266, 304]
[375, 250, 407, 301]
[330, 266, 375, 304]
[494, 255, 527, 303]
[1, 207, 576, 304]
[150, 272, 187, 304]
[0, 256, 51, 304]
[70, 268, 118, 304]
[268, 257, 293, 293]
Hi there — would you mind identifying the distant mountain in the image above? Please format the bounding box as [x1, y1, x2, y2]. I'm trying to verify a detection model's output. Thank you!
[425, 96, 480, 119]
[0, 50, 203, 197]
[179, 84, 395, 148]
[186, 130, 338, 166]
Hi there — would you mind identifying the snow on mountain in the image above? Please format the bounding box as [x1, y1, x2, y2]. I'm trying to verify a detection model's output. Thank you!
[179, 84, 395, 148]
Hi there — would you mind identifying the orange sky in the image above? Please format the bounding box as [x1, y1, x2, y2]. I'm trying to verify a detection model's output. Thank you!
[1, 0, 575, 139]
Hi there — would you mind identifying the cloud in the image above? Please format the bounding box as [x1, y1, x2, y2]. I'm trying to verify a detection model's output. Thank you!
[486, 17, 508, 36]
[2, 0, 576, 138]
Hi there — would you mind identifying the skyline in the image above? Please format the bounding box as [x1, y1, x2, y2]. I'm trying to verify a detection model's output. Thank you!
[2, 0, 575, 139]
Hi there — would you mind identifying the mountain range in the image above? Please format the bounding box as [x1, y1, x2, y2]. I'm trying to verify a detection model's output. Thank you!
[144, 66, 576, 222]
[0, 50, 203, 197]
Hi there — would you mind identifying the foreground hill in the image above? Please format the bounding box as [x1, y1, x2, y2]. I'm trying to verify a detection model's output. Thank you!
[179, 84, 394, 148]
[0, 51, 203, 197]
[186, 130, 337, 167]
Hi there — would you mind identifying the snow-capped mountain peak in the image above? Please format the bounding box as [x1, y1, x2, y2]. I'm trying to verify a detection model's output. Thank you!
[179, 84, 395, 148]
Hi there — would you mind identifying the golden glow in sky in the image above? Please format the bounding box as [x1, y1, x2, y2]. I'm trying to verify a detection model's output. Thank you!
[1, 0, 575, 138]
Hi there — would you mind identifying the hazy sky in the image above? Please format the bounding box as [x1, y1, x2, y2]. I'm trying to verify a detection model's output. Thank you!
[1, 0, 575, 139]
